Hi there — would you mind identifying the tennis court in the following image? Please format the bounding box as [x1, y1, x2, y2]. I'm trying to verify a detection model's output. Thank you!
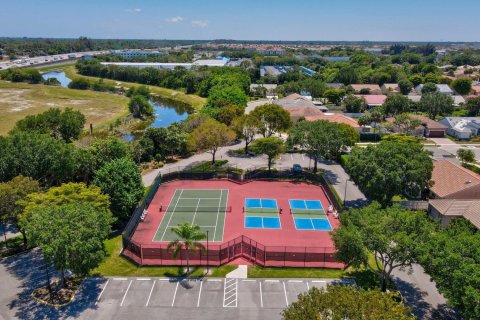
[153, 189, 229, 242]
[289, 199, 332, 231]
[244, 198, 281, 229]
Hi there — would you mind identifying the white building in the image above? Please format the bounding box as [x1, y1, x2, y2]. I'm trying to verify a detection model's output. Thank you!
[438, 117, 480, 140]
[100, 58, 229, 70]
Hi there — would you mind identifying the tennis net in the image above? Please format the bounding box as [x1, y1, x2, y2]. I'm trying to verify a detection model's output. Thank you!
[290, 208, 326, 215]
[160, 205, 232, 212]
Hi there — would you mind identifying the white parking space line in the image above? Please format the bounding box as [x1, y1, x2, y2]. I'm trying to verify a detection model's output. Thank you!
[283, 282, 289, 306]
[302, 154, 305, 160]
[290, 154, 293, 160]
[288, 280, 303, 283]
[171, 281, 179, 307]
[146, 280, 156, 307]
[158, 278, 170, 281]
[265, 279, 280, 283]
[312, 280, 327, 283]
[137, 278, 151, 281]
[208, 279, 222, 282]
[241, 279, 256, 282]
[223, 278, 238, 307]
[120, 280, 132, 307]
[306, 282, 310, 291]
[113, 278, 128, 281]
[197, 281, 203, 307]
[259, 282, 263, 308]
[95, 279, 109, 306]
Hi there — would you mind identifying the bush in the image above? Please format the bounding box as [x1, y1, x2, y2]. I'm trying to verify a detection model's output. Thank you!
[68, 78, 90, 90]
[340, 154, 350, 168]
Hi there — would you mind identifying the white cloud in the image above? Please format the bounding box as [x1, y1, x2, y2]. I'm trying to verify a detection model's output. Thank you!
[165, 16, 184, 23]
[191, 20, 208, 28]
[125, 8, 141, 13]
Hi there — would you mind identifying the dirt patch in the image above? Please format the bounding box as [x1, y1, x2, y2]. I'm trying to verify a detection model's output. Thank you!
[32, 278, 82, 307]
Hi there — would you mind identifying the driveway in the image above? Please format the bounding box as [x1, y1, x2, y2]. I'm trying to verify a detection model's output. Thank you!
[429, 138, 480, 161]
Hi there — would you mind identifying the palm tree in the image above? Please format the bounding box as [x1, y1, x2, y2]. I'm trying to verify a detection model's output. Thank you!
[167, 223, 206, 274]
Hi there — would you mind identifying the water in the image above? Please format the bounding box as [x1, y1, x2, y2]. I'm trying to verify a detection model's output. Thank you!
[42, 71, 72, 87]
[148, 99, 190, 128]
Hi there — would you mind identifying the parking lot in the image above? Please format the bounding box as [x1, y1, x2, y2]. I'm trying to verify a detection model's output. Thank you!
[84, 276, 352, 320]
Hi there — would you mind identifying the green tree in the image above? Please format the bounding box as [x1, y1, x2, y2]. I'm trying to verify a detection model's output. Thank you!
[129, 95, 154, 118]
[393, 114, 422, 136]
[466, 96, 480, 117]
[206, 85, 248, 108]
[68, 78, 90, 90]
[331, 203, 434, 292]
[231, 115, 260, 154]
[89, 137, 132, 169]
[126, 86, 151, 99]
[398, 79, 413, 95]
[383, 94, 411, 116]
[335, 66, 358, 85]
[21, 202, 114, 287]
[12, 108, 86, 142]
[250, 137, 285, 173]
[457, 148, 475, 164]
[140, 124, 187, 161]
[451, 78, 472, 95]
[323, 88, 346, 105]
[93, 158, 144, 221]
[342, 95, 365, 113]
[187, 119, 236, 164]
[287, 121, 358, 172]
[420, 93, 454, 119]
[167, 223, 206, 274]
[421, 82, 438, 94]
[0, 176, 40, 246]
[250, 104, 292, 137]
[347, 140, 433, 206]
[416, 220, 480, 319]
[282, 285, 414, 320]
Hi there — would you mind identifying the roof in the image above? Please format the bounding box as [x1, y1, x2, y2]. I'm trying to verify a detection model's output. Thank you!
[429, 199, 480, 229]
[452, 95, 466, 105]
[305, 113, 360, 128]
[416, 84, 454, 94]
[351, 84, 381, 92]
[285, 106, 324, 120]
[250, 84, 277, 90]
[326, 83, 344, 89]
[354, 94, 387, 106]
[410, 115, 448, 130]
[439, 117, 480, 132]
[382, 83, 400, 91]
[472, 86, 480, 94]
[431, 160, 480, 198]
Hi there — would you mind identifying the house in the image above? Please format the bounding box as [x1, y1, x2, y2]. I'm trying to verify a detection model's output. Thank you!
[351, 84, 382, 95]
[415, 84, 454, 96]
[381, 83, 401, 95]
[430, 160, 480, 199]
[326, 83, 344, 89]
[438, 117, 480, 140]
[472, 86, 480, 95]
[305, 113, 360, 130]
[274, 94, 327, 121]
[452, 95, 466, 106]
[428, 199, 480, 229]
[250, 84, 278, 99]
[354, 94, 387, 107]
[385, 114, 447, 137]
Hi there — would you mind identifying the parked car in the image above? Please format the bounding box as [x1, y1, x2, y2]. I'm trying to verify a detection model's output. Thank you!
[292, 164, 302, 173]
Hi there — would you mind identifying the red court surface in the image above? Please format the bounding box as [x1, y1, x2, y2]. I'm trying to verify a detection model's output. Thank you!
[126, 179, 343, 268]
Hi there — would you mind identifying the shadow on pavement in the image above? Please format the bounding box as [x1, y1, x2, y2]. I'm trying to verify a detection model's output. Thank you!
[1, 249, 104, 320]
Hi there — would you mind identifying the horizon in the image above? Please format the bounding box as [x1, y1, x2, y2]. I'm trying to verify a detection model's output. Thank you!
[1, 0, 480, 42]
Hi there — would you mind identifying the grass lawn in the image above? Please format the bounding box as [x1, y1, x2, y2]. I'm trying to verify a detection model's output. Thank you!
[92, 235, 236, 278]
[0, 80, 130, 135]
[65, 66, 206, 111]
[35, 63, 76, 72]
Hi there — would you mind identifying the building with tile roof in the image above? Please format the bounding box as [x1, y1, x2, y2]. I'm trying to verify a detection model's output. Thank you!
[428, 199, 480, 229]
[430, 160, 480, 199]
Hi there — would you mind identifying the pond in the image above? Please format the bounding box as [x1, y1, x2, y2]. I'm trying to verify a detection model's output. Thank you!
[42, 71, 72, 88]
[148, 98, 191, 128]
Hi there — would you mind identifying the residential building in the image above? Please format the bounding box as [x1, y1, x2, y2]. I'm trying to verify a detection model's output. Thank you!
[354, 94, 387, 107]
[381, 83, 401, 95]
[351, 84, 382, 95]
[384, 114, 447, 137]
[305, 113, 360, 131]
[428, 199, 480, 229]
[430, 160, 480, 199]
[415, 84, 454, 96]
[274, 93, 327, 121]
[438, 117, 480, 140]
[249, 84, 278, 99]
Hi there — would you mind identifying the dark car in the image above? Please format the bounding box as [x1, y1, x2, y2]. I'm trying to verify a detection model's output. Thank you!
[292, 164, 302, 173]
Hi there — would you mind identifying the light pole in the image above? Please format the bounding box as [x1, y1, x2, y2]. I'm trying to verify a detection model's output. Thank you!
[343, 178, 349, 207]
[206, 230, 209, 275]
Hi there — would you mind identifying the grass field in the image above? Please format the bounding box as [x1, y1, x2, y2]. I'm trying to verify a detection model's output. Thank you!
[0, 80, 130, 135]
[92, 235, 236, 278]
[65, 66, 206, 111]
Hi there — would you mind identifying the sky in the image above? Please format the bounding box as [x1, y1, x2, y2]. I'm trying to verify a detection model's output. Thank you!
[1, 0, 479, 42]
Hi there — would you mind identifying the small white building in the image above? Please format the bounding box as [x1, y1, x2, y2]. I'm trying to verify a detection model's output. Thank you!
[438, 117, 480, 140]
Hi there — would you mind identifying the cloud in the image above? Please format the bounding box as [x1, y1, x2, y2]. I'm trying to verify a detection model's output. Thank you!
[191, 20, 208, 28]
[125, 8, 141, 13]
[165, 16, 184, 23]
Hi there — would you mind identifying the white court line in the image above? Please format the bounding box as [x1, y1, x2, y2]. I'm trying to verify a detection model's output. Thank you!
[120, 280, 133, 307]
[180, 198, 222, 200]
[197, 281, 203, 307]
[288, 280, 303, 283]
[283, 281, 289, 306]
[113, 278, 128, 281]
[160, 190, 184, 241]
[171, 281, 179, 307]
[190, 199, 201, 226]
[152, 188, 179, 242]
[259, 282, 263, 308]
[212, 189, 223, 242]
[137, 278, 151, 281]
[95, 279, 109, 306]
[146, 280, 156, 306]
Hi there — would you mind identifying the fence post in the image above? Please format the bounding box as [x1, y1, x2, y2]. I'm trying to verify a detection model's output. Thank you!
[140, 243, 143, 265]
[304, 247, 307, 268]
[284, 246, 286, 267]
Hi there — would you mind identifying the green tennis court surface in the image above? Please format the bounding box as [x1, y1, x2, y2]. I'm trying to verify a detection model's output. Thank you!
[153, 189, 229, 242]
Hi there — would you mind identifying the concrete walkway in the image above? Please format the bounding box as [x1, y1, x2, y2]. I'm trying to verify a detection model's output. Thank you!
[225, 265, 247, 279]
